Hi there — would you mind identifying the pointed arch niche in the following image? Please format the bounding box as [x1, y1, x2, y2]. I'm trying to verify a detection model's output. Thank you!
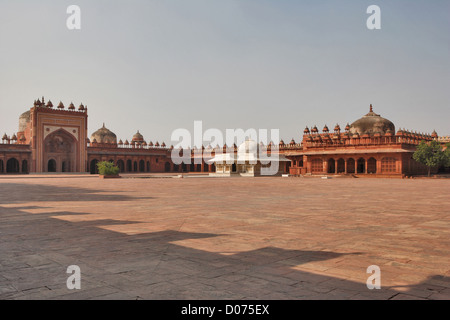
[43, 129, 78, 172]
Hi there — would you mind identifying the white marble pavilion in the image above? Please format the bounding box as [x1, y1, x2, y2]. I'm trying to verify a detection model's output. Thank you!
[208, 139, 289, 177]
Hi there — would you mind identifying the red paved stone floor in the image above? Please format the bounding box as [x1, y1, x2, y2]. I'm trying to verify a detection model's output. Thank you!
[0, 174, 449, 300]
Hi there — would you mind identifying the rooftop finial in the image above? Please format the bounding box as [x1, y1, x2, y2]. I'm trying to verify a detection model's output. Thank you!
[103, 123, 105, 128]
[370, 104, 373, 113]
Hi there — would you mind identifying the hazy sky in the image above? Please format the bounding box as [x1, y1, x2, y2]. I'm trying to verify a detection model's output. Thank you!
[0, 0, 449, 145]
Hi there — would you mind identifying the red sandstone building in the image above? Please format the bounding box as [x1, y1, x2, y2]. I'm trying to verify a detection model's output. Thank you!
[284, 105, 442, 177]
[0, 99, 446, 177]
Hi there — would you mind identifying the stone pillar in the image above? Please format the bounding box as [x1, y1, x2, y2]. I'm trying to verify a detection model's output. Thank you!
[335, 159, 338, 174]
[344, 159, 348, 174]
[365, 159, 368, 174]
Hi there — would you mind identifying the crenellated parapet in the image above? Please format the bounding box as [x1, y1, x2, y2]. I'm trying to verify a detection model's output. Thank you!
[33, 97, 87, 113]
[302, 127, 435, 149]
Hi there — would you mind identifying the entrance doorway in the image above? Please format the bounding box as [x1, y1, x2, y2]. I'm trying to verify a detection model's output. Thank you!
[357, 158, 365, 174]
[48, 159, 57, 172]
[6, 158, 20, 173]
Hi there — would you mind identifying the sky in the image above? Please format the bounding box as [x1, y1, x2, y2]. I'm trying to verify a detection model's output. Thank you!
[0, 0, 449, 146]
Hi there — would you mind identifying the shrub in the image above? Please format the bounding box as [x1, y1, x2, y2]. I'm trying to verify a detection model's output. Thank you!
[97, 161, 120, 176]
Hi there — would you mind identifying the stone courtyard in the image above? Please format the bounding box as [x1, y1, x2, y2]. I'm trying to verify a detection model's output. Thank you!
[0, 174, 449, 300]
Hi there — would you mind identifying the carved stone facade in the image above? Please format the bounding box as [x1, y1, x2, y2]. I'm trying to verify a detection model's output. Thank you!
[0, 100, 447, 177]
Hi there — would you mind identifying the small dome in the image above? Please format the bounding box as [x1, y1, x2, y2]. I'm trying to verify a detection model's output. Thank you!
[132, 130, 144, 142]
[2, 133, 7, 140]
[78, 103, 85, 111]
[349, 105, 395, 136]
[47, 100, 53, 108]
[57, 101, 65, 109]
[68, 102, 75, 110]
[90, 123, 117, 144]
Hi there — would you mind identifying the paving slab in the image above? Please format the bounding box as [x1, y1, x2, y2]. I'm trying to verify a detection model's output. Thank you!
[0, 176, 449, 300]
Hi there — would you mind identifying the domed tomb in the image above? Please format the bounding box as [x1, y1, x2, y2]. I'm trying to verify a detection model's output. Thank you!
[349, 105, 395, 136]
[90, 123, 117, 144]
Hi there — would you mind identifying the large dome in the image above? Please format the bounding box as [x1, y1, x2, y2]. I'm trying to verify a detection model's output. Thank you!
[19, 110, 31, 132]
[349, 105, 395, 135]
[90, 124, 117, 144]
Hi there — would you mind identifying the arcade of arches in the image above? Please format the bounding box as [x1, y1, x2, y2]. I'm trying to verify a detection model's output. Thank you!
[0, 99, 446, 176]
[0, 158, 29, 174]
[88, 157, 214, 174]
[309, 156, 399, 175]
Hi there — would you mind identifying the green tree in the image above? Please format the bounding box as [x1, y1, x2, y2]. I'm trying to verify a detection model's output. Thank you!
[413, 140, 446, 177]
[444, 143, 450, 167]
[96, 161, 120, 176]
